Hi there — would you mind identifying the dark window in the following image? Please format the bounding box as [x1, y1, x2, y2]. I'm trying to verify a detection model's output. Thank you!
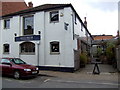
[64, 22, 69, 30]
[23, 16, 34, 35]
[3, 44, 9, 54]
[50, 11, 59, 22]
[50, 41, 60, 53]
[20, 42, 35, 54]
[75, 14, 77, 24]
[4, 19, 10, 29]
[81, 24, 83, 31]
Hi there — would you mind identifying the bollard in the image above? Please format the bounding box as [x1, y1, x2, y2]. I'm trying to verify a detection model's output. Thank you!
[93, 62, 100, 74]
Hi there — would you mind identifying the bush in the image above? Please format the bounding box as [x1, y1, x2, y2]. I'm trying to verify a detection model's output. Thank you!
[80, 52, 87, 66]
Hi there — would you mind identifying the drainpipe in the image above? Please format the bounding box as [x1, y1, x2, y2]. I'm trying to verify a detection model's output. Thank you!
[37, 31, 41, 66]
[37, 41, 40, 66]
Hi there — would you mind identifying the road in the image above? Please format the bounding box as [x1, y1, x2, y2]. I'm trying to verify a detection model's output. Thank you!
[1, 73, 119, 88]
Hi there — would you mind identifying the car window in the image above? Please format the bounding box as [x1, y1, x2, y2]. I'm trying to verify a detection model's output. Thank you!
[10, 58, 26, 64]
[1, 59, 10, 64]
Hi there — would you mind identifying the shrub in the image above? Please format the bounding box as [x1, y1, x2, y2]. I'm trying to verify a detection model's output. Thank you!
[80, 52, 87, 65]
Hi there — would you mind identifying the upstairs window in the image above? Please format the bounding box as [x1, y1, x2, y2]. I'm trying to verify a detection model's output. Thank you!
[50, 11, 59, 22]
[4, 19, 10, 29]
[50, 41, 60, 54]
[3, 44, 10, 54]
[23, 16, 34, 35]
[20, 42, 35, 54]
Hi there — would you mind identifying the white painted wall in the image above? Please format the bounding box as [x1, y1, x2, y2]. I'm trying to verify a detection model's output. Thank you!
[0, 6, 92, 69]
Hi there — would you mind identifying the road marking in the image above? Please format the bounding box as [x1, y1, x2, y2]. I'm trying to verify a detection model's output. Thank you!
[18, 80, 32, 84]
[44, 79, 50, 83]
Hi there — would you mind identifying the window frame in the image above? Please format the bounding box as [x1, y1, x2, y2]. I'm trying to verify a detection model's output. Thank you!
[50, 11, 59, 23]
[50, 41, 60, 54]
[23, 15, 34, 35]
[20, 42, 35, 55]
[3, 44, 10, 54]
[4, 19, 10, 29]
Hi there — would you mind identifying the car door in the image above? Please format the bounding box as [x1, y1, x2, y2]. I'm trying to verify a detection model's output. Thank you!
[1, 59, 12, 75]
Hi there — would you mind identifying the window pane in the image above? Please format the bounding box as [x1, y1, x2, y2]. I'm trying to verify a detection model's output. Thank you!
[50, 11, 59, 22]
[4, 19, 10, 29]
[20, 42, 35, 54]
[1, 59, 10, 63]
[50, 42, 59, 53]
[23, 16, 34, 35]
[3, 44, 9, 53]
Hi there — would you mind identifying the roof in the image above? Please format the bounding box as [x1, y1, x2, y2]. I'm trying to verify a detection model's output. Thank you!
[0, 1, 28, 16]
[1, 4, 71, 17]
[92, 35, 114, 40]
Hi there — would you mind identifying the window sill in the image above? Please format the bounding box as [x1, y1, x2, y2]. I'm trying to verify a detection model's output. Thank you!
[50, 52, 60, 55]
[20, 53, 35, 55]
[3, 52, 9, 54]
[50, 21, 59, 23]
[4, 28, 10, 29]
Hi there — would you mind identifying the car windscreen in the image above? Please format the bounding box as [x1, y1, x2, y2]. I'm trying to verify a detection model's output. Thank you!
[10, 58, 26, 64]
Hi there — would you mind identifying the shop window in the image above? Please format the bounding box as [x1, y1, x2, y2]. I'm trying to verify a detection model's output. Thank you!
[50, 11, 59, 22]
[50, 41, 60, 54]
[23, 16, 34, 35]
[3, 44, 9, 54]
[4, 19, 10, 29]
[20, 42, 35, 54]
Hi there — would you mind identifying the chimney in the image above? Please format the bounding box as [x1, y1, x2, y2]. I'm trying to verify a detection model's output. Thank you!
[84, 17, 87, 28]
[28, 2, 33, 8]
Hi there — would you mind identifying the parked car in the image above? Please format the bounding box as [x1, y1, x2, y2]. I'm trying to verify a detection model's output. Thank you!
[0, 58, 39, 79]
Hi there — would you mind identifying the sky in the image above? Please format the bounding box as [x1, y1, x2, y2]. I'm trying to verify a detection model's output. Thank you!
[24, 0, 119, 36]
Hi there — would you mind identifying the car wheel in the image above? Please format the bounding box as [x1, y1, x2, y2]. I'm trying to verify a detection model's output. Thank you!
[14, 71, 20, 79]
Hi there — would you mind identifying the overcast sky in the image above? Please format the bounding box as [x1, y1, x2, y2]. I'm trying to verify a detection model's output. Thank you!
[24, 0, 119, 36]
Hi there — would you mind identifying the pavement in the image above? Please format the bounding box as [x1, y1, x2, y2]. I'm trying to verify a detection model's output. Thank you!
[40, 64, 119, 82]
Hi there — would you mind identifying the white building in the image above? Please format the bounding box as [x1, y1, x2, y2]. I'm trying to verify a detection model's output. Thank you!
[0, 4, 93, 71]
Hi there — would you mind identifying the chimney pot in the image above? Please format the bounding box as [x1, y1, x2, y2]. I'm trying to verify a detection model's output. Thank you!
[84, 17, 87, 28]
[28, 2, 33, 8]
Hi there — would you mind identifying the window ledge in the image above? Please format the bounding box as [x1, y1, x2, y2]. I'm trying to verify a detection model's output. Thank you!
[20, 53, 35, 55]
[50, 21, 59, 23]
[3, 52, 9, 54]
[50, 52, 60, 55]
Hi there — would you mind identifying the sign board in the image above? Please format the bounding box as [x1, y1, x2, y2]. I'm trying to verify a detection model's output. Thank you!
[15, 35, 40, 42]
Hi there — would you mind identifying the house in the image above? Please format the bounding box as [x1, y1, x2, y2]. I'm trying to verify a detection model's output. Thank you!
[0, 3, 93, 72]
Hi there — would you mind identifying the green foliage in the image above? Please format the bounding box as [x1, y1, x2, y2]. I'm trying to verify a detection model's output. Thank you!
[106, 42, 115, 62]
[97, 47, 102, 56]
[80, 52, 87, 64]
